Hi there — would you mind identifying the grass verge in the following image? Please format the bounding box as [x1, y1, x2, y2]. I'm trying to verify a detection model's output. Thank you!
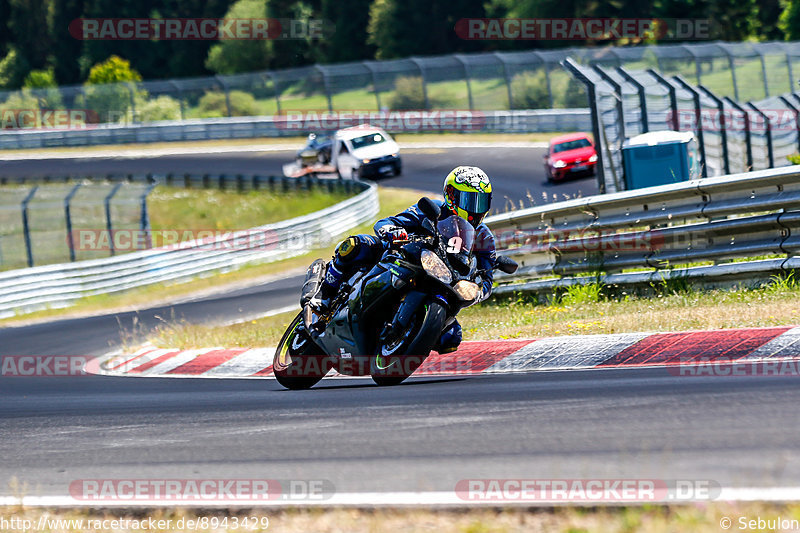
[2, 504, 799, 532]
[146, 274, 800, 349]
[0, 186, 431, 327]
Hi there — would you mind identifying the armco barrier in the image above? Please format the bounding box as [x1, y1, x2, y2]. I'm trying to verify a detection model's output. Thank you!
[0, 179, 378, 318]
[484, 165, 800, 293]
[0, 109, 591, 150]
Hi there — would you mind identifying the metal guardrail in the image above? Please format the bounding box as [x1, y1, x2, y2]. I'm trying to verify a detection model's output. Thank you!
[0, 179, 378, 318]
[0, 109, 591, 150]
[485, 165, 800, 293]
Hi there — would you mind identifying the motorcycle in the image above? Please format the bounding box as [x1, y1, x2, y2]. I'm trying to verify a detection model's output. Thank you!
[272, 197, 518, 389]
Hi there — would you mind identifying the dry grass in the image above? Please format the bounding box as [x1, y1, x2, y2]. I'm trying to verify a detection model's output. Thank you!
[2, 504, 800, 532]
[0, 187, 429, 327]
[147, 277, 800, 349]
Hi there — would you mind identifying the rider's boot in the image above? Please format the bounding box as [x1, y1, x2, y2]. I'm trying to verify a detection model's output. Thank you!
[434, 320, 462, 354]
[315, 261, 345, 312]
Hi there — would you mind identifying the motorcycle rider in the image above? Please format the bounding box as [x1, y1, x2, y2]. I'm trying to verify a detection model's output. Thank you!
[310, 165, 496, 354]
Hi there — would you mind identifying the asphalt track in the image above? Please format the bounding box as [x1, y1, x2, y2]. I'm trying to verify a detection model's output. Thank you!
[0, 145, 598, 212]
[2, 146, 799, 502]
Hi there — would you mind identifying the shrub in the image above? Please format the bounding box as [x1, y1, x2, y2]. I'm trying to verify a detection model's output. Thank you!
[388, 76, 426, 110]
[788, 154, 800, 165]
[83, 56, 144, 123]
[197, 90, 259, 117]
[510, 71, 550, 109]
[0, 48, 30, 89]
[134, 95, 182, 122]
[23, 68, 63, 110]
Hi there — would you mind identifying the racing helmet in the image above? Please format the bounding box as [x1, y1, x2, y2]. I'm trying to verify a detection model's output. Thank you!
[443, 166, 492, 227]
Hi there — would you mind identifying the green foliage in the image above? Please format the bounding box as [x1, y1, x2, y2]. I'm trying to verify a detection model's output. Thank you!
[83, 56, 145, 123]
[387, 76, 454, 110]
[197, 90, 259, 117]
[560, 282, 604, 306]
[135, 95, 183, 122]
[86, 55, 142, 85]
[510, 71, 550, 109]
[205, 0, 271, 74]
[0, 48, 29, 89]
[23, 68, 57, 89]
[780, 0, 800, 40]
[789, 154, 800, 165]
[388, 76, 426, 110]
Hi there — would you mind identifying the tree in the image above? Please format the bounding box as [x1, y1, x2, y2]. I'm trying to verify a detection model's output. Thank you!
[367, 0, 487, 59]
[8, 0, 51, 73]
[83, 55, 143, 122]
[205, 0, 272, 74]
[51, 0, 86, 85]
[780, 0, 800, 40]
[318, 0, 374, 63]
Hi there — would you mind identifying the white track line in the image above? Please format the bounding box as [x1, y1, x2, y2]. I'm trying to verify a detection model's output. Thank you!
[4, 487, 800, 507]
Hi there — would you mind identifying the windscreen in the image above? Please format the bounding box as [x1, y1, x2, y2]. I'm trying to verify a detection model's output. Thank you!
[553, 138, 592, 153]
[351, 133, 386, 150]
[437, 215, 475, 254]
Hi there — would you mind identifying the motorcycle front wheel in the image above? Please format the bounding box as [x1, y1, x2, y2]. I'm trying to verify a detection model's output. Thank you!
[371, 301, 447, 386]
[273, 312, 330, 390]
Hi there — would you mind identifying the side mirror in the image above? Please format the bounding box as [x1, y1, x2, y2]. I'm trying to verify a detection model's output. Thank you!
[495, 255, 518, 274]
[418, 197, 441, 220]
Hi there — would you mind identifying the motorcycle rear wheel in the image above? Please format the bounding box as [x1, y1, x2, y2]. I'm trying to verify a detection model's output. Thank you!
[273, 312, 329, 390]
[371, 301, 447, 386]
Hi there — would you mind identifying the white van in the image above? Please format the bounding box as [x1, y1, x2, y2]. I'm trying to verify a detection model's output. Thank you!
[332, 125, 402, 179]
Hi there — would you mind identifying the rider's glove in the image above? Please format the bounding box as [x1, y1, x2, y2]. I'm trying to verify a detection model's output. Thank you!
[377, 225, 409, 244]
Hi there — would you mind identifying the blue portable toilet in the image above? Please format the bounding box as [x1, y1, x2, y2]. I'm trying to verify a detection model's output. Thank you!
[622, 131, 701, 190]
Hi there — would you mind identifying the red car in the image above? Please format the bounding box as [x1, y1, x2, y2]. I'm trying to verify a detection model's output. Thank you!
[544, 133, 598, 181]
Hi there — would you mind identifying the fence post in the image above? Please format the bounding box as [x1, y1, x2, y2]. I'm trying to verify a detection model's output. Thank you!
[453, 55, 474, 111]
[494, 53, 513, 109]
[778, 95, 800, 153]
[647, 69, 678, 130]
[104, 183, 123, 256]
[672, 76, 708, 178]
[409, 57, 430, 110]
[724, 97, 752, 171]
[699, 85, 729, 175]
[215, 75, 232, 117]
[140, 184, 157, 249]
[21, 186, 38, 267]
[64, 183, 82, 262]
[126, 83, 137, 123]
[169, 80, 186, 121]
[563, 58, 606, 194]
[592, 65, 626, 141]
[681, 45, 702, 85]
[722, 48, 740, 101]
[747, 102, 774, 169]
[756, 48, 769, 99]
[617, 67, 648, 133]
[315, 65, 333, 112]
[363, 61, 382, 111]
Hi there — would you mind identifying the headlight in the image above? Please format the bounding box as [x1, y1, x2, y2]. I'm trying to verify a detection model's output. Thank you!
[362, 158, 371, 164]
[589, 154, 597, 162]
[421, 249, 452, 284]
[554, 160, 567, 168]
[453, 280, 480, 301]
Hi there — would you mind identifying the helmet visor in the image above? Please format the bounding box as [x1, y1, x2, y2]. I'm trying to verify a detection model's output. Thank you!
[457, 190, 491, 214]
